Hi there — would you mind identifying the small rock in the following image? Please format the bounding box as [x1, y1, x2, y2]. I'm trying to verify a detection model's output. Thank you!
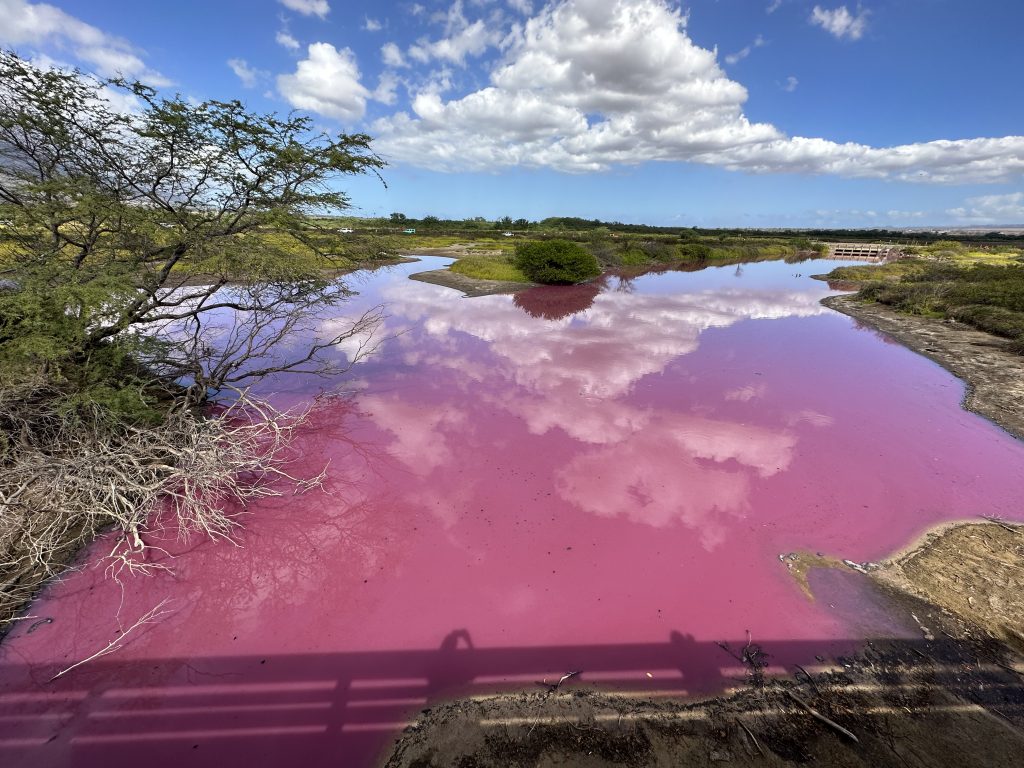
[710, 750, 732, 762]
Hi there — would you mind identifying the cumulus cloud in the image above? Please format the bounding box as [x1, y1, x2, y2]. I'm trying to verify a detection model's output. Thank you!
[367, 0, 1024, 183]
[766, 0, 783, 12]
[783, 75, 798, 92]
[227, 58, 265, 89]
[810, 5, 869, 41]
[277, 43, 369, 122]
[0, 0, 170, 85]
[363, 16, 382, 32]
[407, 0, 501, 65]
[279, 0, 329, 19]
[276, 29, 300, 50]
[947, 192, 1024, 224]
[381, 41, 408, 68]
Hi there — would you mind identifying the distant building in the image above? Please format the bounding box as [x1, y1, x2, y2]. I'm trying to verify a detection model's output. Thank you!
[403, 228, 416, 234]
[338, 228, 354, 234]
[502, 232, 514, 237]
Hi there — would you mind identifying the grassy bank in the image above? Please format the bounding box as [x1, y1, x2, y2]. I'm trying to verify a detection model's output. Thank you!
[825, 244, 1024, 354]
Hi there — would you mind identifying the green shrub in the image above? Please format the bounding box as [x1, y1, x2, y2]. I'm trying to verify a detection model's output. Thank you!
[679, 243, 712, 261]
[513, 239, 601, 284]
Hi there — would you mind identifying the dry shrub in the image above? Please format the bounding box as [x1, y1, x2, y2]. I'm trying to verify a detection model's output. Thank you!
[0, 378, 323, 627]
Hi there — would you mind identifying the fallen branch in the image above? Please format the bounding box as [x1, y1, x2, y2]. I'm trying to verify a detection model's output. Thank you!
[736, 718, 767, 758]
[785, 689, 859, 744]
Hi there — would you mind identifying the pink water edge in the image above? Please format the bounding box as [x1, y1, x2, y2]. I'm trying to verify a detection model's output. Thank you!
[2, 257, 1023, 767]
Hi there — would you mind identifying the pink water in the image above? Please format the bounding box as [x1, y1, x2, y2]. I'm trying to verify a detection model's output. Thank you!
[2, 257, 1023, 767]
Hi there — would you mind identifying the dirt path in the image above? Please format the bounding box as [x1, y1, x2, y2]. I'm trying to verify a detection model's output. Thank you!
[822, 294, 1024, 440]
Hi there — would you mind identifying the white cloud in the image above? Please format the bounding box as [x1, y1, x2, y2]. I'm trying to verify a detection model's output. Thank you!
[279, 0, 329, 19]
[407, 0, 501, 65]
[508, 0, 533, 13]
[276, 29, 300, 50]
[363, 16, 383, 31]
[0, 0, 170, 85]
[766, 0, 783, 12]
[725, 34, 765, 65]
[947, 192, 1024, 224]
[227, 58, 264, 89]
[277, 43, 369, 122]
[366, 0, 1024, 183]
[381, 41, 408, 67]
[373, 71, 400, 105]
[783, 75, 798, 92]
[810, 5, 869, 41]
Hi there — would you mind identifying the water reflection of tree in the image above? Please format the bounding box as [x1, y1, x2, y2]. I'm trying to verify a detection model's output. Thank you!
[145, 396, 402, 638]
[512, 281, 603, 320]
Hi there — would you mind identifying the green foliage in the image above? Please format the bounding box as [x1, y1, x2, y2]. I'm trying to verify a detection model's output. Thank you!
[449, 256, 530, 282]
[679, 243, 712, 261]
[0, 49, 384, 415]
[830, 259, 1024, 353]
[513, 239, 601, 284]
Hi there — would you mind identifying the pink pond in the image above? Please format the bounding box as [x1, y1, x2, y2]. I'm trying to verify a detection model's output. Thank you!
[2, 257, 1023, 767]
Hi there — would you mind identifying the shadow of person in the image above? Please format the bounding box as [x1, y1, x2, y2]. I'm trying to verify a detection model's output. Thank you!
[426, 629, 476, 697]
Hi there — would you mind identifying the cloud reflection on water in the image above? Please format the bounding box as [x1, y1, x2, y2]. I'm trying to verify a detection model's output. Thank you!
[357, 272, 835, 537]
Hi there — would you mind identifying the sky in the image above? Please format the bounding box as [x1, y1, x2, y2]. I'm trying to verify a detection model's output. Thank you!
[2, 0, 1023, 227]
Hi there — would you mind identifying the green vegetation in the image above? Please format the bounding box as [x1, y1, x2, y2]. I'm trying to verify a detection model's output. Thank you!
[513, 239, 601, 284]
[449, 255, 530, 282]
[827, 258, 1024, 354]
[0, 51, 384, 628]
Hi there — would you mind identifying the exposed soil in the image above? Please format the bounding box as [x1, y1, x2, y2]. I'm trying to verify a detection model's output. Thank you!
[821, 294, 1024, 441]
[409, 268, 536, 297]
[875, 521, 1024, 653]
[399, 244, 508, 257]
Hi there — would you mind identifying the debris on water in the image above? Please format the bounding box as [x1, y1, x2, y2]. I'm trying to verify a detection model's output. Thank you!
[26, 617, 53, 634]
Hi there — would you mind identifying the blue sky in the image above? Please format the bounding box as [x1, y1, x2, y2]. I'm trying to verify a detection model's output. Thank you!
[3, 0, 1023, 226]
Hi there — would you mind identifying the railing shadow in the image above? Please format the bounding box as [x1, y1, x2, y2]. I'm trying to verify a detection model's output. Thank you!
[0, 632, 1020, 768]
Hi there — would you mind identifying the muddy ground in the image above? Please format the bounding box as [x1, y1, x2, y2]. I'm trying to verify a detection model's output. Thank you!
[384, 522, 1024, 767]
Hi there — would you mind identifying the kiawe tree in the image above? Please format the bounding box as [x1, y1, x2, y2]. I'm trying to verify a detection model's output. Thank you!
[0, 50, 387, 625]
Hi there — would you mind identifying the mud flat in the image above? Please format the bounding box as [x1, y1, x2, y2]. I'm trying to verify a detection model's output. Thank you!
[821, 294, 1024, 440]
[409, 268, 535, 297]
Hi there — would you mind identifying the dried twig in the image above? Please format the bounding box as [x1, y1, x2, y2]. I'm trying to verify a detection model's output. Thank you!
[1, 383, 334, 622]
[785, 690, 859, 743]
[536, 670, 582, 693]
[981, 515, 1020, 534]
[736, 718, 767, 758]
[48, 599, 172, 682]
[794, 664, 820, 695]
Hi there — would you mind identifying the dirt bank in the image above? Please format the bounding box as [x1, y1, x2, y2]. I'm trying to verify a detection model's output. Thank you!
[875, 521, 1024, 653]
[821, 294, 1024, 440]
[409, 268, 536, 297]
[383, 522, 1024, 767]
